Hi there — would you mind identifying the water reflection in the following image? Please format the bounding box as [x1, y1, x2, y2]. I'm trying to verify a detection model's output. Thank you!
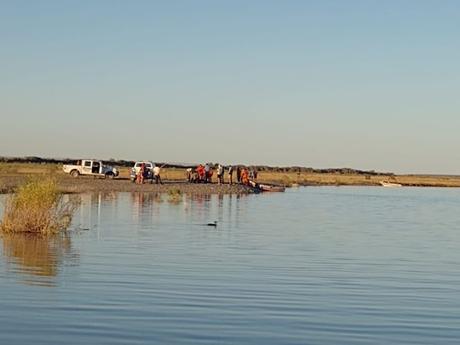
[76, 193, 119, 230]
[0, 192, 250, 286]
[1, 233, 79, 286]
[127, 192, 249, 228]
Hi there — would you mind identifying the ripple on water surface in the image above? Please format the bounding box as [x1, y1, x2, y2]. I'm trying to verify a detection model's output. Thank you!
[1, 188, 460, 344]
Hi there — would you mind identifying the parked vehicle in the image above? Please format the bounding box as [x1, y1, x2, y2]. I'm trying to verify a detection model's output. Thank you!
[63, 160, 119, 179]
[130, 161, 154, 183]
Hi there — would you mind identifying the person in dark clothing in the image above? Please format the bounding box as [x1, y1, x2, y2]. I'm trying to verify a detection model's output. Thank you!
[236, 166, 241, 183]
[204, 163, 211, 183]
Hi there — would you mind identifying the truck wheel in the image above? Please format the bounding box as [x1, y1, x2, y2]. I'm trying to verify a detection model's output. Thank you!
[70, 170, 79, 178]
[105, 172, 115, 179]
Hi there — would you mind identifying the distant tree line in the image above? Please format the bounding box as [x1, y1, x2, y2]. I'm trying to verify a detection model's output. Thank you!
[0, 156, 392, 176]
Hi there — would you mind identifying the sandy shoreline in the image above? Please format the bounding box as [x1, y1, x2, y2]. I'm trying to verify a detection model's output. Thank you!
[2, 174, 460, 195]
[2, 162, 460, 194]
[0, 176, 257, 194]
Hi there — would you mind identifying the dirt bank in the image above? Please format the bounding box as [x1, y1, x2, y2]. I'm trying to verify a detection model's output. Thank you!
[0, 176, 256, 194]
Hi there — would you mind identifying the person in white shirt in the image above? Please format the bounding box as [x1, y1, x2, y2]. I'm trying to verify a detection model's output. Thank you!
[228, 166, 233, 185]
[186, 168, 193, 182]
[153, 164, 163, 185]
[217, 164, 224, 185]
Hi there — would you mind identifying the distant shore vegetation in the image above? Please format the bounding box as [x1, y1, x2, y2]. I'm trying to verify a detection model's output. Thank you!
[0, 155, 389, 175]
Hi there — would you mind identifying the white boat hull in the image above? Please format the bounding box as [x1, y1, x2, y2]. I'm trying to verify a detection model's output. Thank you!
[380, 181, 402, 187]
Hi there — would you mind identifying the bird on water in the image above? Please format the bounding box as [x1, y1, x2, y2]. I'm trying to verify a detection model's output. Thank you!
[207, 221, 217, 227]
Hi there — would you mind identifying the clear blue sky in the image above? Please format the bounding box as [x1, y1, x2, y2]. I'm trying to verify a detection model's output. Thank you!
[1, 1, 459, 173]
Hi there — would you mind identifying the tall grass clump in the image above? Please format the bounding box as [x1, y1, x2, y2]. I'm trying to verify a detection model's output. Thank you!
[167, 188, 182, 203]
[0, 178, 79, 235]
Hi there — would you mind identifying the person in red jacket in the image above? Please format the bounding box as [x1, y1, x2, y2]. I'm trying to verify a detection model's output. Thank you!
[196, 164, 205, 183]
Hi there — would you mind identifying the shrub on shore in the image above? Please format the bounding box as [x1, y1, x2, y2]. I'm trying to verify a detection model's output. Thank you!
[0, 178, 79, 235]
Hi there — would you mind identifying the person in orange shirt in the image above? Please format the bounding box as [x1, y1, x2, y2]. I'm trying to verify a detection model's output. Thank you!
[137, 163, 145, 184]
[241, 168, 249, 185]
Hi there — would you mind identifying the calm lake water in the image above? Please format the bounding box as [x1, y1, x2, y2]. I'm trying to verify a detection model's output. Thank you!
[1, 187, 460, 344]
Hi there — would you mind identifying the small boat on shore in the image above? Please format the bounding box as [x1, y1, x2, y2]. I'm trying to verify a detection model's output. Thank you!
[259, 184, 286, 192]
[249, 180, 286, 192]
[380, 181, 402, 187]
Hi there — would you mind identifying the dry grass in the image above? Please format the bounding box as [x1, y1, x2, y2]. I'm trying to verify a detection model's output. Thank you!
[0, 162, 61, 176]
[0, 178, 79, 235]
[257, 171, 460, 187]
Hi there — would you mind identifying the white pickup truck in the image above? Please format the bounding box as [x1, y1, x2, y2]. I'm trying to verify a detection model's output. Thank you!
[130, 161, 154, 182]
[63, 160, 119, 179]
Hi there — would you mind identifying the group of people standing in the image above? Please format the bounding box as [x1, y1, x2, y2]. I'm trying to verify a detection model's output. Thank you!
[187, 164, 257, 186]
[136, 163, 163, 184]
